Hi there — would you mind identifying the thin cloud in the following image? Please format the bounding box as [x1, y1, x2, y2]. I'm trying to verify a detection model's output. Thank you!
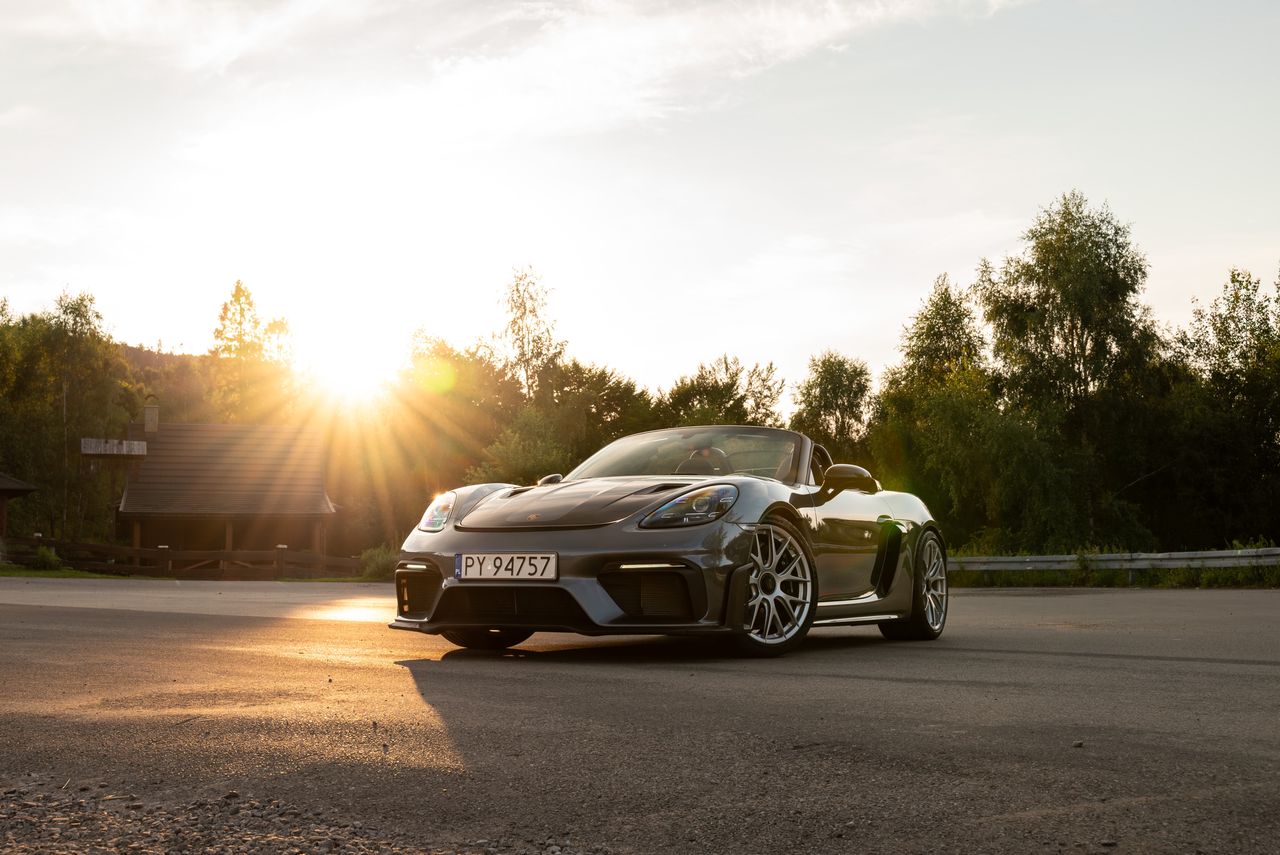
[417, 0, 1030, 139]
[10, 2, 1032, 131]
[8, 0, 383, 72]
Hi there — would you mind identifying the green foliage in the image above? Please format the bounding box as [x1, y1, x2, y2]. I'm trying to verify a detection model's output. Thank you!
[871, 191, 1171, 552]
[532, 360, 661, 463]
[208, 281, 293, 423]
[1178, 268, 1277, 396]
[866, 277, 1061, 550]
[976, 191, 1152, 415]
[662, 355, 783, 427]
[466, 408, 572, 485]
[331, 335, 524, 544]
[401, 336, 523, 481]
[1152, 269, 1280, 548]
[498, 268, 565, 397]
[789, 351, 870, 462]
[122, 345, 218, 424]
[0, 292, 134, 540]
[900, 275, 986, 384]
[30, 546, 64, 571]
[360, 544, 400, 581]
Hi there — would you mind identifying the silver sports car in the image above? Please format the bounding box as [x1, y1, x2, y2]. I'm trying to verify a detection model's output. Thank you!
[389, 425, 947, 656]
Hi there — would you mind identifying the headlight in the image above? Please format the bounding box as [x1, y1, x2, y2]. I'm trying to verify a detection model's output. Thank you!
[417, 491, 457, 532]
[640, 485, 738, 528]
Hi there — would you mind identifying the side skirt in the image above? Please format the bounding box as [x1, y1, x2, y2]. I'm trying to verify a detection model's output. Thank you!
[812, 613, 901, 627]
[813, 589, 904, 625]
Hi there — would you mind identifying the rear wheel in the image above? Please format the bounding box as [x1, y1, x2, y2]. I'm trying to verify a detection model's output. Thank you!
[879, 531, 947, 641]
[733, 517, 818, 657]
[441, 628, 534, 650]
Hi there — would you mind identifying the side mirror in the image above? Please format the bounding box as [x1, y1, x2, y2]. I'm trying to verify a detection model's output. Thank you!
[537, 473, 564, 486]
[823, 464, 878, 494]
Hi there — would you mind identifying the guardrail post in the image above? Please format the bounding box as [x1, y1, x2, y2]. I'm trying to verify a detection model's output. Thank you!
[276, 544, 288, 578]
[158, 544, 171, 576]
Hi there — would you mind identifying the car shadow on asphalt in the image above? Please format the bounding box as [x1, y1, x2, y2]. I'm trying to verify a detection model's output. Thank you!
[395, 627, 889, 669]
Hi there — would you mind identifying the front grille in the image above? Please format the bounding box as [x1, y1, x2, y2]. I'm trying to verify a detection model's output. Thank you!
[599, 571, 693, 620]
[431, 586, 588, 626]
[396, 564, 444, 617]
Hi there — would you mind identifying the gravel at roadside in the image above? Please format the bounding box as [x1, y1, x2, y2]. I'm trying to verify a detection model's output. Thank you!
[1, 774, 613, 855]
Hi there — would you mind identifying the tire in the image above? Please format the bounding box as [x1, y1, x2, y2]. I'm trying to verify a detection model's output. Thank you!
[441, 628, 534, 650]
[733, 516, 818, 657]
[879, 530, 947, 641]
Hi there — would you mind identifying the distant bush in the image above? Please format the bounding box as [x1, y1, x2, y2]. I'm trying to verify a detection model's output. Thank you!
[31, 546, 64, 571]
[360, 544, 400, 581]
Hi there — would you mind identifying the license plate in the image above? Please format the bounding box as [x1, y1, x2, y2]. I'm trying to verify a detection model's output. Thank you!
[455, 553, 558, 580]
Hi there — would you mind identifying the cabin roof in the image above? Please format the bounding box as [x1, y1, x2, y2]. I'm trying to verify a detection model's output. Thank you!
[118, 423, 335, 518]
[0, 473, 38, 499]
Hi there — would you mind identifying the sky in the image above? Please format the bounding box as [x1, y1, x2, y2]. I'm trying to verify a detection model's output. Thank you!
[3, 0, 1278, 404]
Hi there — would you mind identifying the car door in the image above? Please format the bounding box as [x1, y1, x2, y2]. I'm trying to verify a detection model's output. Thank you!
[802, 447, 896, 601]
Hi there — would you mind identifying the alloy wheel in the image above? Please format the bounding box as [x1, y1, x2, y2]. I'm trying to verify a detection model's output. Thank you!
[746, 523, 814, 644]
[922, 536, 947, 631]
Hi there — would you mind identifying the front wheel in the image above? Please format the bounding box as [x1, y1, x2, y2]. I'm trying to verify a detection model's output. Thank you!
[441, 628, 534, 650]
[733, 517, 818, 657]
[879, 530, 947, 641]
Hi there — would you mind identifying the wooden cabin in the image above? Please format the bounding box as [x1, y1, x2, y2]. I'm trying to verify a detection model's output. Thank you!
[115, 414, 335, 554]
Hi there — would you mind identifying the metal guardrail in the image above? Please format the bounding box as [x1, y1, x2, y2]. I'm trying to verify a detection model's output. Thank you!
[950, 548, 1280, 572]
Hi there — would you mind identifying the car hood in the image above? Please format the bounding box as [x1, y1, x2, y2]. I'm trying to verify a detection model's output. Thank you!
[456, 477, 705, 530]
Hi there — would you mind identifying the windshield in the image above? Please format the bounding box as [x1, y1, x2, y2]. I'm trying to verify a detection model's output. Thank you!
[566, 426, 802, 482]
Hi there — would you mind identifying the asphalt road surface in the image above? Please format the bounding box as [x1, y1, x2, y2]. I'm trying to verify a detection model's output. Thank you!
[1, 579, 1277, 854]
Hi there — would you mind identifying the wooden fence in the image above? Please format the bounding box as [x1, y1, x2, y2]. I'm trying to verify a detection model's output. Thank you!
[0, 534, 362, 580]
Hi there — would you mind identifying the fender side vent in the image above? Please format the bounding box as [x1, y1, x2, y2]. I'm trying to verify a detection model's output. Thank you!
[872, 524, 904, 597]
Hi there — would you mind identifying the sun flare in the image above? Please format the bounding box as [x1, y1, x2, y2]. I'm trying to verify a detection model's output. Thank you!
[296, 335, 405, 405]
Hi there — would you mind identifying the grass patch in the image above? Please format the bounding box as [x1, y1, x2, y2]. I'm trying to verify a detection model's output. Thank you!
[0, 562, 125, 580]
[951, 565, 1280, 588]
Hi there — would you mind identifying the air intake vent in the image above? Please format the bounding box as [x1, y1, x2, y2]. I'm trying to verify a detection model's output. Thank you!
[396, 563, 444, 617]
[599, 571, 692, 620]
[431, 587, 588, 626]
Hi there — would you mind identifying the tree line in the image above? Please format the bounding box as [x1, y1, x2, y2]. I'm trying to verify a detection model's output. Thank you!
[1, 191, 1276, 555]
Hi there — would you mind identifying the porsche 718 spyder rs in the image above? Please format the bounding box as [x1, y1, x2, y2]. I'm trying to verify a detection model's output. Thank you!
[389, 425, 948, 656]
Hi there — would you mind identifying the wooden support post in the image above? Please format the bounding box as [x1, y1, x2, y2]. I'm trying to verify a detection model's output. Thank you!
[275, 544, 288, 578]
[312, 520, 326, 574]
[222, 521, 234, 571]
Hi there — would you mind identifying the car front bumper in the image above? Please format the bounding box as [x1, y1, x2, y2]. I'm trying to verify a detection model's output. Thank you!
[388, 521, 756, 636]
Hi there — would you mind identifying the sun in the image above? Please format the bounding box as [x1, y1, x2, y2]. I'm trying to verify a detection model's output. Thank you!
[295, 334, 405, 405]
